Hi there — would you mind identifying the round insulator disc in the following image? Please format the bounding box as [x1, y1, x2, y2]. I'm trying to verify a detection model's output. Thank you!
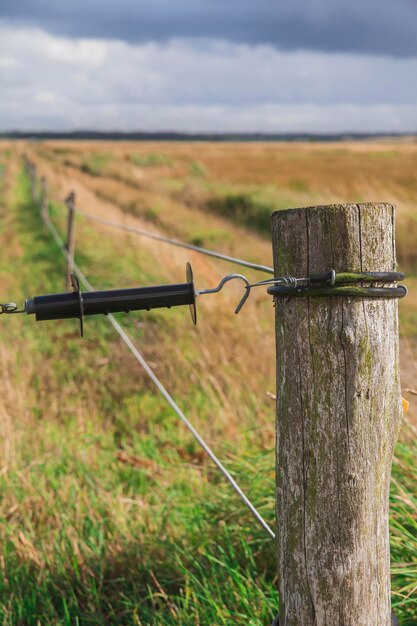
[186, 262, 197, 325]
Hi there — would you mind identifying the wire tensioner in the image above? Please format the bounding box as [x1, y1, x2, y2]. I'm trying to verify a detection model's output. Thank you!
[2, 263, 250, 336]
[0, 265, 407, 337]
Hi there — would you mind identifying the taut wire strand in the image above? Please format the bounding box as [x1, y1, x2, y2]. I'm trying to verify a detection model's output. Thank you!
[42, 210, 276, 541]
[71, 205, 274, 275]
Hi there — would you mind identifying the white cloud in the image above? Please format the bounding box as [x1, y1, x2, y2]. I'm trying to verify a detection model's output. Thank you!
[0, 25, 416, 132]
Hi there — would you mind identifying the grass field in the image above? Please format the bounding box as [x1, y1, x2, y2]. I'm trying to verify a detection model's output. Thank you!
[0, 140, 416, 624]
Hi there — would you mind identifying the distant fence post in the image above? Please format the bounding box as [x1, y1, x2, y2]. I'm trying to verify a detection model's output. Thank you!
[22, 154, 30, 176]
[272, 203, 402, 625]
[65, 191, 76, 288]
[40, 177, 48, 223]
[24, 156, 37, 199]
[30, 163, 37, 200]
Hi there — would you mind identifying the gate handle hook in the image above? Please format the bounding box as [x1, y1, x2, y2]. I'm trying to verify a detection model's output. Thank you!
[196, 274, 251, 313]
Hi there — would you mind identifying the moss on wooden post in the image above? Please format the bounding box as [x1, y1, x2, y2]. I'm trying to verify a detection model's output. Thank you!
[272, 203, 402, 625]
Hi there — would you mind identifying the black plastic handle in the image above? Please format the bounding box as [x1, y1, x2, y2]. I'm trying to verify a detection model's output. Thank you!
[26, 283, 195, 321]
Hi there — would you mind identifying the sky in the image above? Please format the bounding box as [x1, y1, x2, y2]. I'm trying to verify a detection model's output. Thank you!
[1, 0, 417, 133]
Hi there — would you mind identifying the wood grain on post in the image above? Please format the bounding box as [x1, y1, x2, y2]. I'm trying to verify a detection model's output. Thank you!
[65, 192, 76, 289]
[272, 203, 402, 626]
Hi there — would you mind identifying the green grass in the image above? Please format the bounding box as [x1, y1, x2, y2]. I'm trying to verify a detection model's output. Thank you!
[0, 158, 416, 624]
[177, 183, 310, 236]
[80, 153, 113, 177]
[206, 192, 273, 234]
[391, 436, 417, 621]
[129, 154, 174, 168]
[0, 161, 277, 625]
[188, 160, 207, 178]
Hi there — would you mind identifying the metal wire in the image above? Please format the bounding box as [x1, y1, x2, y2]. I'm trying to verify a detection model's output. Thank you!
[42, 212, 276, 541]
[247, 276, 301, 289]
[71, 205, 274, 275]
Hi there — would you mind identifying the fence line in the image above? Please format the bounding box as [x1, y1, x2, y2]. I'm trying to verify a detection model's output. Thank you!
[67, 203, 275, 275]
[34, 170, 275, 541]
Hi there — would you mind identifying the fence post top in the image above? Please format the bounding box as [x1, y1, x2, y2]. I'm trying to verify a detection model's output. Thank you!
[271, 202, 396, 221]
[65, 191, 75, 205]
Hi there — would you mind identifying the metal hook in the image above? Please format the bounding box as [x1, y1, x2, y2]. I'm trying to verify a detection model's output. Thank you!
[196, 273, 251, 314]
[70, 272, 84, 337]
[0, 302, 26, 314]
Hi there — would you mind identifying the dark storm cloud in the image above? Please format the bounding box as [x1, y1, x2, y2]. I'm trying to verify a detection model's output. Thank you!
[1, 0, 417, 58]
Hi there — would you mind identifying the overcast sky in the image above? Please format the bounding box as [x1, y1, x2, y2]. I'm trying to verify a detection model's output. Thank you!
[1, 1, 417, 133]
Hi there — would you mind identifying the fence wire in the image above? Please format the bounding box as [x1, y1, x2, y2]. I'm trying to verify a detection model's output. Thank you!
[71, 205, 275, 275]
[40, 192, 276, 541]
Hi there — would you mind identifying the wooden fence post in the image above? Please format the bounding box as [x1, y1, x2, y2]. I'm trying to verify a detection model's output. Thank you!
[40, 177, 48, 223]
[65, 192, 76, 288]
[30, 163, 37, 200]
[23, 154, 30, 176]
[23, 157, 36, 199]
[272, 203, 402, 625]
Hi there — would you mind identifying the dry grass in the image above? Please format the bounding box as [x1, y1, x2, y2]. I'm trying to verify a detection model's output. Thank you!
[0, 140, 416, 624]
[28, 138, 417, 420]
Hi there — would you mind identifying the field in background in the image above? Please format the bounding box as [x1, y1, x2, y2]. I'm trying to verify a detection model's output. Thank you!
[25, 138, 417, 328]
[26, 138, 417, 416]
[0, 140, 416, 624]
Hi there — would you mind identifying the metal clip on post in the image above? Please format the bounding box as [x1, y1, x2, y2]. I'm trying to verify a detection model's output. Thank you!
[266, 270, 407, 299]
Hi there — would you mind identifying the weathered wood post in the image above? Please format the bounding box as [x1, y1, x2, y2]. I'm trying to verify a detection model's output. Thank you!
[272, 203, 403, 625]
[65, 191, 76, 288]
[40, 177, 48, 223]
[24, 157, 36, 199]
[22, 154, 30, 177]
[30, 162, 37, 200]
